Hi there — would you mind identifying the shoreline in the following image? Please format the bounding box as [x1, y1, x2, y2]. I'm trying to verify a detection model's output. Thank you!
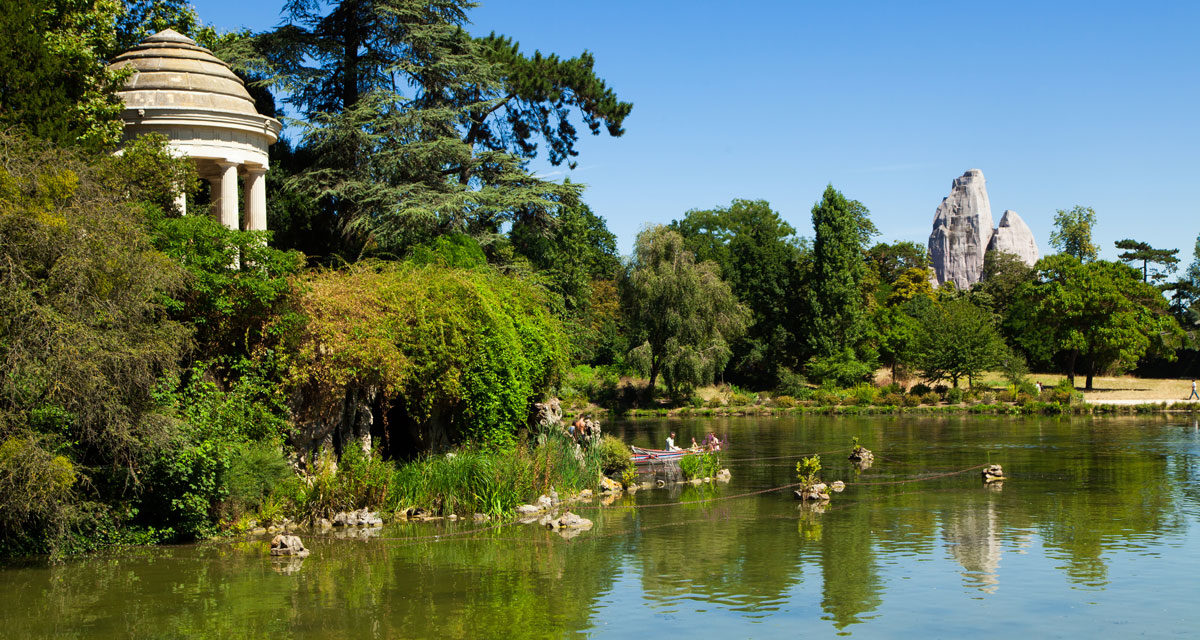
[565, 400, 1200, 419]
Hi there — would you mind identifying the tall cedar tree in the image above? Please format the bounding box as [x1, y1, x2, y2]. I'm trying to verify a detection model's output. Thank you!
[240, 0, 629, 256]
[804, 186, 878, 383]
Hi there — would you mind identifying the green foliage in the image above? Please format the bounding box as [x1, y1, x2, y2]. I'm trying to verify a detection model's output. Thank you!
[946, 388, 965, 404]
[1009, 255, 1182, 389]
[240, 0, 628, 256]
[1114, 238, 1179, 285]
[680, 452, 721, 480]
[596, 435, 632, 476]
[624, 225, 750, 398]
[671, 199, 804, 386]
[796, 454, 822, 486]
[848, 384, 879, 406]
[805, 185, 878, 383]
[0, 0, 127, 151]
[290, 262, 567, 451]
[0, 132, 192, 551]
[867, 240, 929, 285]
[1050, 205, 1099, 262]
[914, 297, 1004, 388]
[222, 440, 291, 520]
[806, 350, 875, 388]
[620, 466, 638, 488]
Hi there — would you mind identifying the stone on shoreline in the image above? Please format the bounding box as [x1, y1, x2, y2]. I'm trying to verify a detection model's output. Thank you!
[270, 534, 310, 557]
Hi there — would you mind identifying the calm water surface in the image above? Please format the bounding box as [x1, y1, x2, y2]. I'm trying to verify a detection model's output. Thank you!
[4, 415, 1200, 638]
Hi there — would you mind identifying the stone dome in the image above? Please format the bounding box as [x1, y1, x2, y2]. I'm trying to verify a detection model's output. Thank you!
[109, 29, 281, 234]
[109, 29, 261, 117]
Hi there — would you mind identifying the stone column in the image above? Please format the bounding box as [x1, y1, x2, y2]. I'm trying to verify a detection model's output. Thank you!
[206, 175, 222, 219]
[174, 188, 187, 216]
[216, 161, 240, 230]
[243, 167, 267, 231]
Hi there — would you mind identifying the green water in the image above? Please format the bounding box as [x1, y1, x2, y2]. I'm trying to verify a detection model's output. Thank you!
[4, 415, 1200, 638]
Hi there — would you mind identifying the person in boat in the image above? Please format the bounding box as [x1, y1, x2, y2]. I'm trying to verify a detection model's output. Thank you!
[704, 432, 721, 451]
[690, 437, 700, 450]
[666, 432, 682, 451]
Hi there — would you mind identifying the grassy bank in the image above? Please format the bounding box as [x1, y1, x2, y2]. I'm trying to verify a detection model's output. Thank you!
[223, 430, 634, 533]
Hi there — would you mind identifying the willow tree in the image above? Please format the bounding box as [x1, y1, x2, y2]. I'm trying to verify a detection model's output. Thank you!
[238, 0, 630, 256]
[623, 226, 749, 399]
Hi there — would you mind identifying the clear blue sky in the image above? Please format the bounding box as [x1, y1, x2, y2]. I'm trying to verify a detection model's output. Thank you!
[191, 0, 1200, 260]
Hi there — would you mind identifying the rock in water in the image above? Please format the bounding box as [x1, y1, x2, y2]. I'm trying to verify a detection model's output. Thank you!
[929, 169, 994, 289]
[270, 534, 310, 557]
[987, 210, 1039, 266]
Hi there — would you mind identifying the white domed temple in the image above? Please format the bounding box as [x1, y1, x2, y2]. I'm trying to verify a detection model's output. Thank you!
[108, 29, 282, 231]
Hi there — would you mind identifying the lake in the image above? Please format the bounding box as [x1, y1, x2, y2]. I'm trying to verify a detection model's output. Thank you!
[3, 415, 1200, 638]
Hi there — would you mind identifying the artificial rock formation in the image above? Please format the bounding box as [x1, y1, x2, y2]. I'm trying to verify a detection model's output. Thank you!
[929, 170, 1039, 288]
[987, 210, 1039, 266]
[928, 169, 994, 289]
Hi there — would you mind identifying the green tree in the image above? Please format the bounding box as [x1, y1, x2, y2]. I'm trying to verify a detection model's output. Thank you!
[866, 240, 929, 285]
[0, 0, 128, 151]
[1049, 205, 1099, 262]
[804, 186, 878, 384]
[913, 298, 1003, 388]
[671, 199, 804, 386]
[1009, 255, 1181, 389]
[873, 303, 922, 384]
[623, 226, 749, 398]
[0, 131, 191, 554]
[1114, 238, 1179, 285]
[242, 0, 628, 256]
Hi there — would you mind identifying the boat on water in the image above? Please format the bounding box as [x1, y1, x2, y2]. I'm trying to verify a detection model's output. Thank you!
[630, 445, 694, 463]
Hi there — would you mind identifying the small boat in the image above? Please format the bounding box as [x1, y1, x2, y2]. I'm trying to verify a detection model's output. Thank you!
[630, 445, 691, 463]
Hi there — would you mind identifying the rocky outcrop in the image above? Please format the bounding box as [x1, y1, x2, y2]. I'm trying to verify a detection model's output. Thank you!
[331, 508, 383, 527]
[929, 169, 994, 289]
[987, 210, 1039, 266]
[270, 534, 310, 557]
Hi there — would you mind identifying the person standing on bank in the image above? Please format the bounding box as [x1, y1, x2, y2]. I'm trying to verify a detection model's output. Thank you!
[1188, 380, 1199, 400]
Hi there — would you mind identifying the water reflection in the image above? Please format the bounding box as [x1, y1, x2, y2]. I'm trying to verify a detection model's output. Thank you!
[2, 416, 1200, 637]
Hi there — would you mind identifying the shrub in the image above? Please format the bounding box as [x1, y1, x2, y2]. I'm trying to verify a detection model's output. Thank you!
[289, 262, 568, 451]
[620, 466, 638, 487]
[909, 383, 933, 396]
[900, 393, 921, 407]
[773, 395, 797, 408]
[981, 391, 996, 404]
[814, 389, 842, 407]
[849, 383, 879, 405]
[921, 392, 941, 405]
[775, 368, 810, 398]
[680, 452, 721, 480]
[597, 435, 633, 475]
[946, 388, 965, 404]
[706, 397, 724, 409]
[730, 392, 753, 406]
[221, 440, 292, 520]
[879, 393, 904, 406]
[795, 454, 821, 486]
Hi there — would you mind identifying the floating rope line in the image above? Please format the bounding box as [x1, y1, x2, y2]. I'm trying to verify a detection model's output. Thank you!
[721, 448, 851, 463]
[294, 462, 991, 545]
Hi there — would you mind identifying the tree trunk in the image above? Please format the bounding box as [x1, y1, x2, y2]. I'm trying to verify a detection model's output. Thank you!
[1066, 350, 1078, 386]
[647, 357, 660, 400]
[1085, 357, 1095, 391]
